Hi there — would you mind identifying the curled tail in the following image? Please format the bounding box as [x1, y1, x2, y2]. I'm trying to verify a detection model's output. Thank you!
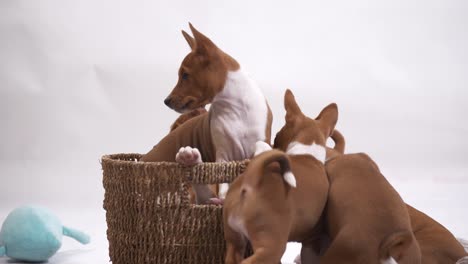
[0, 245, 5, 256]
[379, 230, 413, 263]
[246, 149, 296, 188]
[330, 129, 345, 153]
[63, 226, 91, 245]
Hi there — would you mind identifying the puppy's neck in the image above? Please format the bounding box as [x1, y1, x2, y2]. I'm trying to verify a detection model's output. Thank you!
[209, 68, 269, 160]
[286, 141, 326, 164]
[211, 69, 264, 109]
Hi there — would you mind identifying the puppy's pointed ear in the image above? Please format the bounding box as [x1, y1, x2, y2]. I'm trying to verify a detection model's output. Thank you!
[284, 89, 303, 123]
[189, 23, 217, 54]
[181, 30, 195, 50]
[316, 103, 338, 138]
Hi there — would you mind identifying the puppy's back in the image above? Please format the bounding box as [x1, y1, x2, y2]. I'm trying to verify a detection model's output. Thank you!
[324, 153, 420, 263]
[325, 153, 406, 229]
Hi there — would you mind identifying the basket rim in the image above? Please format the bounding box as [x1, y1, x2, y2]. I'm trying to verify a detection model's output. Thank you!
[101, 153, 249, 168]
[101, 153, 250, 185]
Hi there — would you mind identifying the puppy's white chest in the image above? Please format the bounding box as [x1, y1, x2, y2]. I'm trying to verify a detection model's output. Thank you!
[210, 69, 268, 161]
[211, 115, 265, 160]
[228, 215, 249, 239]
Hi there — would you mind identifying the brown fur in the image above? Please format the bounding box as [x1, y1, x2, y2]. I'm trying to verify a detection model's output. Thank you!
[167, 107, 218, 201]
[407, 205, 468, 264]
[318, 110, 466, 264]
[273, 90, 420, 263]
[322, 153, 421, 264]
[317, 128, 465, 264]
[273, 90, 338, 150]
[326, 129, 345, 160]
[170, 107, 208, 131]
[223, 90, 336, 263]
[141, 113, 216, 163]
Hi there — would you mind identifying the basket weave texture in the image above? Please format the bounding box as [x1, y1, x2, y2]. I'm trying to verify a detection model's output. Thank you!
[102, 153, 248, 264]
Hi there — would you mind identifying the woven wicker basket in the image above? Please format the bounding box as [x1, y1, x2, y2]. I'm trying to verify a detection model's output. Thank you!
[101, 153, 248, 264]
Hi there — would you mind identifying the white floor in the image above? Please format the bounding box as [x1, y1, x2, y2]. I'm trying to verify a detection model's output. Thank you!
[1, 168, 467, 264]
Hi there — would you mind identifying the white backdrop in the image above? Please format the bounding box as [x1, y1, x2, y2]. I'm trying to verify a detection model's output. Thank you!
[1, 0, 467, 263]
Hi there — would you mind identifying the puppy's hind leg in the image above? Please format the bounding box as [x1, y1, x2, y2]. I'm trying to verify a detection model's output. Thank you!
[241, 234, 287, 264]
[299, 242, 322, 264]
[320, 231, 358, 264]
[225, 237, 247, 264]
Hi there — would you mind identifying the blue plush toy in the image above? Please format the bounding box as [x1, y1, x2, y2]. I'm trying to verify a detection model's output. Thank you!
[0, 205, 90, 262]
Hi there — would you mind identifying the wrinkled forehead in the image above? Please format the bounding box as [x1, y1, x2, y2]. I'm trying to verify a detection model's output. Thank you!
[282, 116, 314, 131]
[287, 118, 323, 143]
[181, 53, 196, 67]
[180, 52, 207, 71]
[304, 117, 320, 130]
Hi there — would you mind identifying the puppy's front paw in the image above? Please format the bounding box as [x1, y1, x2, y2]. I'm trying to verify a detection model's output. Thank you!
[176, 146, 202, 166]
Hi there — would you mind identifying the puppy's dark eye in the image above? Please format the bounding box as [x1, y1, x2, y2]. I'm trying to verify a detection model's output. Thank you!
[182, 72, 189, 80]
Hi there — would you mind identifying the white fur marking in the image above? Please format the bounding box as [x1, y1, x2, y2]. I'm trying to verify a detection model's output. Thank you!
[381, 257, 398, 264]
[286, 141, 326, 163]
[456, 256, 468, 264]
[210, 68, 269, 198]
[283, 171, 297, 188]
[228, 215, 249, 239]
[219, 183, 229, 199]
[210, 68, 269, 161]
[254, 141, 272, 156]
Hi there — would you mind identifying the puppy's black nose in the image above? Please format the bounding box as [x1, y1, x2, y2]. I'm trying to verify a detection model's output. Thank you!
[164, 97, 172, 107]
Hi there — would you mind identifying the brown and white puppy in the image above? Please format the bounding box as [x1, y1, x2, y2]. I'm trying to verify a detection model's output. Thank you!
[296, 132, 467, 264]
[293, 129, 346, 264]
[318, 118, 466, 264]
[321, 132, 467, 264]
[273, 90, 421, 264]
[140, 24, 272, 204]
[223, 89, 337, 264]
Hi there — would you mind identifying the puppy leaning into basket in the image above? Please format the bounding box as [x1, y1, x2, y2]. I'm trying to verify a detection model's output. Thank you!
[140, 23, 272, 204]
[222, 89, 338, 264]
